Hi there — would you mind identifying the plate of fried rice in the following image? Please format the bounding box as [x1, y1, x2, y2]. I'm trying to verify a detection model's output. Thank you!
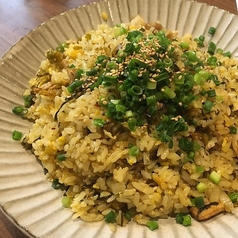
[1, 0, 238, 237]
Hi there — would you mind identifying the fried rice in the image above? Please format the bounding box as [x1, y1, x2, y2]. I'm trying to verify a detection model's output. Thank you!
[17, 15, 238, 230]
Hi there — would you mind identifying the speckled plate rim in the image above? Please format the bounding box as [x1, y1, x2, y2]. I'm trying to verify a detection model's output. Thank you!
[0, 0, 238, 237]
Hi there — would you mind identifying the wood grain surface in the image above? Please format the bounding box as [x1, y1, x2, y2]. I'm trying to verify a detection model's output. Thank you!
[0, 0, 237, 237]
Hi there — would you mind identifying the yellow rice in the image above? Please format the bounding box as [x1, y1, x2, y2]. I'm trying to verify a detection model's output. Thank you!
[21, 15, 238, 228]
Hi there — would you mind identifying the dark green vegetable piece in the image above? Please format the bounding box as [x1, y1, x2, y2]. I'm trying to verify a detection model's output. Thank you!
[127, 118, 137, 131]
[23, 95, 33, 108]
[228, 192, 238, 203]
[12, 130, 23, 140]
[209, 171, 221, 184]
[229, 126, 237, 134]
[207, 42, 216, 55]
[127, 85, 143, 96]
[124, 211, 133, 221]
[105, 210, 117, 223]
[206, 89, 216, 97]
[61, 196, 72, 208]
[194, 196, 205, 209]
[179, 42, 189, 50]
[93, 118, 106, 127]
[196, 165, 205, 173]
[202, 100, 213, 112]
[176, 213, 192, 227]
[210, 74, 220, 86]
[208, 27, 216, 36]
[223, 51, 232, 58]
[75, 69, 84, 79]
[146, 220, 159, 231]
[194, 35, 205, 47]
[57, 153, 66, 162]
[207, 56, 218, 66]
[52, 178, 61, 190]
[12, 106, 28, 116]
[129, 145, 140, 156]
[67, 80, 84, 93]
[126, 30, 143, 43]
[182, 215, 192, 226]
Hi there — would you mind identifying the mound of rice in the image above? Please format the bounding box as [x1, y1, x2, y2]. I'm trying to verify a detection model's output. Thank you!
[21, 15, 238, 229]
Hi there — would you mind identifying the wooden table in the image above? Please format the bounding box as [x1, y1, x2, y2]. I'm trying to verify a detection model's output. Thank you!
[0, 0, 237, 237]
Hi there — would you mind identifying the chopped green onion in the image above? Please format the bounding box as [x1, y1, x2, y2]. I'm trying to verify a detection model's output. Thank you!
[187, 151, 195, 160]
[194, 35, 205, 47]
[12, 130, 23, 140]
[146, 220, 159, 231]
[126, 30, 143, 43]
[57, 153, 66, 162]
[75, 69, 84, 79]
[206, 89, 216, 97]
[129, 145, 140, 156]
[128, 118, 137, 131]
[175, 213, 184, 224]
[114, 26, 127, 37]
[89, 75, 104, 90]
[116, 104, 126, 113]
[193, 141, 201, 151]
[61, 196, 72, 208]
[223, 51, 231, 58]
[229, 126, 237, 134]
[105, 210, 116, 223]
[199, 70, 211, 80]
[209, 171, 221, 184]
[146, 95, 157, 106]
[182, 215, 192, 226]
[179, 42, 189, 50]
[67, 80, 84, 93]
[162, 86, 176, 99]
[207, 42, 216, 55]
[124, 211, 133, 221]
[52, 178, 61, 190]
[228, 192, 238, 203]
[196, 182, 207, 193]
[202, 100, 213, 112]
[12, 106, 28, 116]
[86, 68, 98, 76]
[178, 137, 194, 152]
[154, 71, 169, 83]
[107, 61, 119, 70]
[194, 196, 205, 209]
[207, 56, 218, 66]
[208, 27, 216, 36]
[96, 55, 109, 64]
[216, 48, 223, 54]
[125, 110, 133, 118]
[211, 74, 221, 86]
[196, 165, 204, 173]
[69, 64, 75, 68]
[99, 97, 108, 108]
[194, 72, 206, 86]
[93, 118, 106, 127]
[200, 89, 207, 96]
[23, 95, 33, 108]
[127, 85, 143, 96]
[146, 81, 157, 90]
[103, 75, 117, 85]
[163, 58, 173, 68]
[176, 213, 192, 226]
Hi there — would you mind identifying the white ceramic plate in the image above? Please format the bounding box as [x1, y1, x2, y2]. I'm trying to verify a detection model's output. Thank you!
[1, 0, 238, 237]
